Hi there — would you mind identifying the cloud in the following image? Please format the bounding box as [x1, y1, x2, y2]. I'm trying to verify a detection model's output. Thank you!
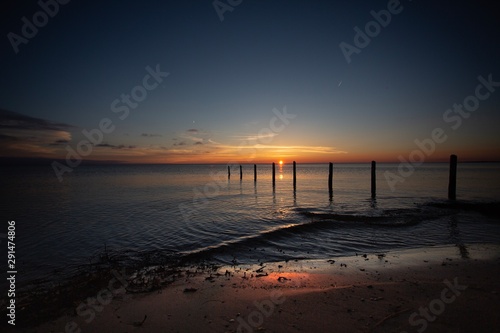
[115, 145, 136, 149]
[0, 133, 19, 142]
[173, 141, 187, 146]
[96, 143, 116, 148]
[0, 110, 74, 158]
[195, 143, 347, 161]
[207, 139, 220, 144]
[0, 109, 75, 131]
[176, 128, 217, 146]
[49, 139, 70, 146]
[141, 133, 162, 137]
[232, 133, 279, 141]
[238, 144, 347, 154]
[95, 143, 136, 149]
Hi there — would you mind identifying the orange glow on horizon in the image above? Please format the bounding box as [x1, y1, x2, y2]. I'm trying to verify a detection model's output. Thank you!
[76, 150, 500, 164]
[6, 139, 500, 165]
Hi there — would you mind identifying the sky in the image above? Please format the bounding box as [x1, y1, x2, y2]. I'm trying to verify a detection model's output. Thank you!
[0, 0, 499, 165]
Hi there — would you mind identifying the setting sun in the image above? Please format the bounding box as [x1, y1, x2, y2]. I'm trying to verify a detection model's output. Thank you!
[279, 160, 283, 165]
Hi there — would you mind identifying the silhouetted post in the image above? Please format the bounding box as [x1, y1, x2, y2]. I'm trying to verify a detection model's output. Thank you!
[328, 162, 333, 194]
[240, 165, 243, 180]
[371, 161, 376, 198]
[272, 162, 276, 187]
[293, 161, 297, 190]
[448, 154, 457, 200]
[254, 164, 257, 182]
[228, 166, 230, 179]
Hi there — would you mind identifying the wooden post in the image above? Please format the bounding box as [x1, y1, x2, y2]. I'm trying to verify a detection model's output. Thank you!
[371, 161, 376, 198]
[328, 162, 333, 194]
[272, 162, 276, 187]
[228, 166, 230, 179]
[448, 154, 457, 200]
[293, 161, 297, 190]
[240, 165, 243, 180]
[254, 164, 257, 182]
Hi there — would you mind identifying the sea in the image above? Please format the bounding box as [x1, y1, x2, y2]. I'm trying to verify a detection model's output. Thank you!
[2, 162, 500, 288]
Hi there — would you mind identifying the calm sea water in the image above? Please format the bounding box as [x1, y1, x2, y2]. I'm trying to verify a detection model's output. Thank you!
[2, 163, 500, 286]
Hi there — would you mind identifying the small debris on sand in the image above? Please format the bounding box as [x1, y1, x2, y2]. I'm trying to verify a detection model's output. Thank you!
[132, 315, 147, 327]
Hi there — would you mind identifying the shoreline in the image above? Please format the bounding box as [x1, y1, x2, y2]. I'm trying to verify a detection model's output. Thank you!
[6, 243, 500, 332]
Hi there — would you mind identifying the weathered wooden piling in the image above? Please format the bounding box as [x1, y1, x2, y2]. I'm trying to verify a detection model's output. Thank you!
[272, 162, 276, 187]
[328, 162, 333, 194]
[448, 154, 457, 200]
[293, 161, 297, 190]
[224, 156, 461, 200]
[371, 161, 376, 198]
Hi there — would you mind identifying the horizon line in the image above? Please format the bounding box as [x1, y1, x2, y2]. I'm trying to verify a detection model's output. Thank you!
[1, 156, 499, 166]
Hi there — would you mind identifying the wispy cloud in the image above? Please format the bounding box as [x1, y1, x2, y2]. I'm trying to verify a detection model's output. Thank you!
[141, 133, 162, 137]
[0, 109, 75, 132]
[232, 133, 279, 141]
[96, 143, 136, 149]
[0, 110, 347, 164]
[115, 145, 136, 149]
[0, 109, 73, 158]
[214, 143, 347, 155]
[173, 128, 216, 146]
[46, 139, 347, 164]
[49, 139, 70, 146]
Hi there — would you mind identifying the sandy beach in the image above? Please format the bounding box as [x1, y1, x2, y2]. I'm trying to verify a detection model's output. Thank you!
[9, 243, 500, 333]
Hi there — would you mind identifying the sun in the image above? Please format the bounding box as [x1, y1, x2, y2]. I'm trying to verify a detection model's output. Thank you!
[279, 160, 283, 165]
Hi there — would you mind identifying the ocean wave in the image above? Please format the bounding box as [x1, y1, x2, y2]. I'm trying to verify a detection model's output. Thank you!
[176, 200, 500, 264]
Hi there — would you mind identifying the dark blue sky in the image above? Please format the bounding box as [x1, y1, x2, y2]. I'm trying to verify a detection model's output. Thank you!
[1, 0, 499, 163]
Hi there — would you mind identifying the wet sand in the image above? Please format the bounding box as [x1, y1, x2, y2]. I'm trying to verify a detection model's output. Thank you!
[11, 244, 500, 333]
